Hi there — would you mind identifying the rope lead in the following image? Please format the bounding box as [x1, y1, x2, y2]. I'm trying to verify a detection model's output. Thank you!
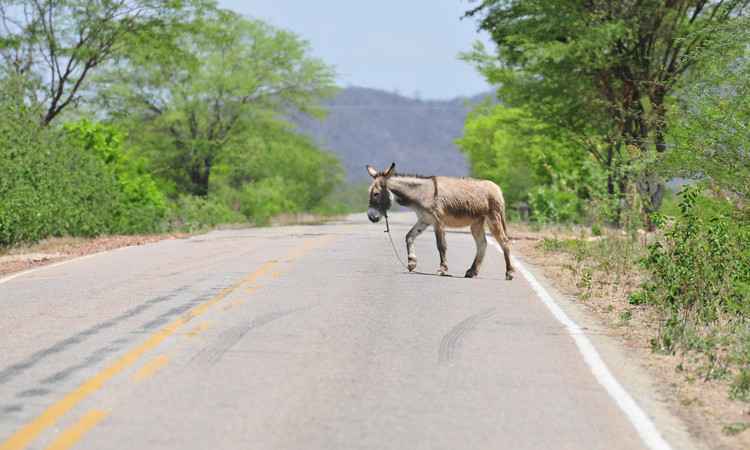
[384, 214, 409, 271]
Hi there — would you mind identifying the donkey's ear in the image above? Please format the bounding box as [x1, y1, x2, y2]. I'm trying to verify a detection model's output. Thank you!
[384, 162, 396, 177]
[366, 165, 378, 178]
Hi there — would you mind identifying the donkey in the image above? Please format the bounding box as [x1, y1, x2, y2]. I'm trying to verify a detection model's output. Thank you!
[366, 163, 514, 280]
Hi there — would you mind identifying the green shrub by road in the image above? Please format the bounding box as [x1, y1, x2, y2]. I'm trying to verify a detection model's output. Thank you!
[0, 81, 123, 245]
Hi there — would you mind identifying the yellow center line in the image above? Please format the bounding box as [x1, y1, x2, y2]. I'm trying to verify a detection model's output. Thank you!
[43, 410, 107, 450]
[245, 286, 259, 295]
[0, 260, 275, 450]
[131, 355, 169, 382]
[0, 235, 335, 450]
[185, 321, 212, 337]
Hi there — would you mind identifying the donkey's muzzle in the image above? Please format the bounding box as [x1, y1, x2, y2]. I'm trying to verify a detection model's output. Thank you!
[367, 208, 381, 223]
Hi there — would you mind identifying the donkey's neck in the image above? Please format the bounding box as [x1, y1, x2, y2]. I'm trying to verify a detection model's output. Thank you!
[387, 175, 436, 209]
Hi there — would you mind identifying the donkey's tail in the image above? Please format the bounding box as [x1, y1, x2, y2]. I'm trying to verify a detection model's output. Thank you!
[490, 209, 510, 244]
[487, 184, 514, 279]
[499, 208, 509, 241]
[487, 181, 510, 244]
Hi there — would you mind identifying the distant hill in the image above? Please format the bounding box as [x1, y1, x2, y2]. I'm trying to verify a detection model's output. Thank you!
[291, 86, 492, 183]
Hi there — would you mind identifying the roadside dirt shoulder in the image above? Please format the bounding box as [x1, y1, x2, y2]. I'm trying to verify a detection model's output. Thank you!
[0, 214, 346, 279]
[0, 234, 188, 278]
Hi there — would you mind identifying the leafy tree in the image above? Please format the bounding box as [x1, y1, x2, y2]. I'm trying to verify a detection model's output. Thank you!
[211, 120, 343, 205]
[0, 0, 210, 125]
[457, 102, 606, 222]
[619, 17, 750, 400]
[465, 0, 750, 220]
[667, 17, 750, 202]
[97, 9, 336, 196]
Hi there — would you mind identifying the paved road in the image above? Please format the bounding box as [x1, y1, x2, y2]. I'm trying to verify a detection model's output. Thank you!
[0, 214, 697, 450]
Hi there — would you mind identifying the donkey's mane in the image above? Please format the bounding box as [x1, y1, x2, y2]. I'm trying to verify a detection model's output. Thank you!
[392, 172, 434, 179]
[392, 173, 473, 181]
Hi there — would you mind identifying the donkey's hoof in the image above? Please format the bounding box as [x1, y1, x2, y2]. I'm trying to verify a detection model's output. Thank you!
[464, 269, 478, 278]
[505, 271, 514, 281]
[437, 266, 449, 276]
[407, 260, 417, 272]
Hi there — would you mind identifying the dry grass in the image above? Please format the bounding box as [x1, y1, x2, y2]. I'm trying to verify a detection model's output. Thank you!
[511, 222, 750, 450]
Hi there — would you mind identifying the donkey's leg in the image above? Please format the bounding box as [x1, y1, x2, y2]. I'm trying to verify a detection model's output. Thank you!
[488, 212, 515, 280]
[406, 221, 428, 272]
[434, 224, 449, 275]
[465, 218, 487, 278]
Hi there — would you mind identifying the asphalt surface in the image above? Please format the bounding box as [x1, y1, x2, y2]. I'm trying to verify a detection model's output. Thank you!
[0, 213, 699, 450]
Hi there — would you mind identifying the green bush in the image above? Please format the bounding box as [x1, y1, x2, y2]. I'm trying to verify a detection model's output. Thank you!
[238, 177, 300, 225]
[641, 187, 750, 327]
[63, 120, 168, 233]
[167, 195, 245, 232]
[314, 182, 370, 215]
[0, 80, 124, 245]
[210, 126, 345, 223]
[527, 186, 581, 224]
[634, 186, 750, 385]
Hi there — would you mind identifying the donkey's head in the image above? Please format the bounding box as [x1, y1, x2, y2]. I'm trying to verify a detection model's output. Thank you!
[366, 162, 396, 223]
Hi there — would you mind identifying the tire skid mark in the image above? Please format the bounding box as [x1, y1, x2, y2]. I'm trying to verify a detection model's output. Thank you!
[37, 288, 222, 386]
[0, 235, 335, 450]
[0, 262, 276, 450]
[1, 245, 265, 386]
[0, 283, 197, 386]
[1, 287, 223, 420]
[190, 307, 309, 367]
[438, 308, 496, 364]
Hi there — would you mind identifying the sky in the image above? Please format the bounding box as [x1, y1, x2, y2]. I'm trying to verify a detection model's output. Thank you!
[218, 0, 493, 100]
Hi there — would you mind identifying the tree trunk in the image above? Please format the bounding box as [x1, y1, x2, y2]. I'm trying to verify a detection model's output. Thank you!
[637, 173, 665, 231]
[605, 141, 622, 227]
[641, 86, 669, 226]
[652, 86, 668, 153]
[189, 157, 212, 197]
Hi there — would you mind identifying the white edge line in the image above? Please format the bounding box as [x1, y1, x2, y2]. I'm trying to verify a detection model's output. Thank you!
[0, 246, 129, 286]
[0, 252, 104, 285]
[0, 233, 189, 286]
[491, 242, 672, 450]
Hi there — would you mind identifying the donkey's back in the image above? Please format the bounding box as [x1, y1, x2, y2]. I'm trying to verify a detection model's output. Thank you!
[434, 176, 506, 228]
